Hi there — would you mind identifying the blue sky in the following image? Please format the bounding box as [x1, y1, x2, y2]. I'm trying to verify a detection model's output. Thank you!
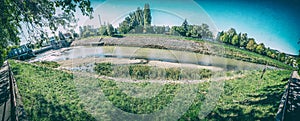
[195, 0, 300, 55]
[81, 0, 300, 55]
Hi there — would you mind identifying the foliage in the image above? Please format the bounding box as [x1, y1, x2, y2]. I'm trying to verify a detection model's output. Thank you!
[118, 3, 152, 34]
[246, 38, 257, 51]
[94, 62, 113, 76]
[106, 24, 115, 36]
[0, 0, 93, 64]
[217, 28, 295, 66]
[129, 65, 151, 79]
[143, 3, 151, 28]
[79, 25, 98, 38]
[171, 21, 213, 39]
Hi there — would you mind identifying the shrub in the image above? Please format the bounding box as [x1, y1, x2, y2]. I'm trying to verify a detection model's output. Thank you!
[94, 63, 113, 76]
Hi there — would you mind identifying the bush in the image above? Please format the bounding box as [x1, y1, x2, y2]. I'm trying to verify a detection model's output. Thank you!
[165, 68, 181, 80]
[129, 65, 151, 79]
[94, 63, 113, 76]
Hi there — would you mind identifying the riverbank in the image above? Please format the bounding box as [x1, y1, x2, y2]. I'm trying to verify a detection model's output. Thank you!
[72, 34, 292, 70]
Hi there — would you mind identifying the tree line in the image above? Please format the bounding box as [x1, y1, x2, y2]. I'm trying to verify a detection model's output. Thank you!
[217, 28, 295, 66]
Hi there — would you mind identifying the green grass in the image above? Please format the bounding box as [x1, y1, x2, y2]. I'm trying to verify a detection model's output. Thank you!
[95, 69, 290, 120]
[9, 60, 95, 121]
[10, 60, 291, 120]
[203, 70, 291, 121]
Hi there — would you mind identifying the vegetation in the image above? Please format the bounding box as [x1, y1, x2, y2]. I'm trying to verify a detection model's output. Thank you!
[9, 60, 95, 121]
[170, 20, 213, 39]
[92, 64, 291, 120]
[204, 70, 291, 120]
[118, 4, 152, 34]
[94, 63, 213, 80]
[0, 0, 93, 66]
[9, 59, 291, 120]
[217, 28, 296, 67]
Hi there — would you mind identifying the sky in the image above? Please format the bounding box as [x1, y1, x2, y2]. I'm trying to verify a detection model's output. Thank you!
[60, 0, 300, 55]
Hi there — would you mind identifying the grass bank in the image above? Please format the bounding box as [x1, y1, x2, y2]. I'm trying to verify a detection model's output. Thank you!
[9, 60, 291, 120]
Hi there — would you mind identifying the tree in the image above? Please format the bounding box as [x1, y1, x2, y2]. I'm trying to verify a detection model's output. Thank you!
[118, 17, 131, 34]
[143, 3, 151, 27]
[0, 0, 93, 65]
[106, 24, 115, 36]
[278, 53, 286, 62]
[216, 31, 224, 41]
[227, 28, 237, 40]
[143, 3, 151, 33]
[239, 33, 248, 47]
[182, 19, 189, 32]
[231, 35, 240, 46]
[99, 25, 108, 36]
[255, 43, 266, 55]
[220, 33, 230, 44]
[246, 38, 257, 51]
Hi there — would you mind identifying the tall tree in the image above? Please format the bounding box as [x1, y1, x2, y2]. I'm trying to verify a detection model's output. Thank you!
[239, 33, 248, 47]
[143, 3, 151, 27]
[182, 19, 189, 32]
[106, 24, 115, 36]
[227, 28, 237, 40]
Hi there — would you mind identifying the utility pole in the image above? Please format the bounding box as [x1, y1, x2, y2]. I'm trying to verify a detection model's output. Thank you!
[98, 14, 102, 26]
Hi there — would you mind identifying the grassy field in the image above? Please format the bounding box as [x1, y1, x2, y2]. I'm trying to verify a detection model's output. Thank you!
[10, 60, 291, 120]
[9, 60, 96, 121]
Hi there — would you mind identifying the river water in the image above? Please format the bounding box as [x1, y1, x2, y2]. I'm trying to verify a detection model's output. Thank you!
[29, 46, 272, 71]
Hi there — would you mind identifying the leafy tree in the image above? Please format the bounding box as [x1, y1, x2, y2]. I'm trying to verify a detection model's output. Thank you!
[216, 31, 224, 41]
[231, 35, 240, 46]
[239, 33, 248, 47]
[118, 17, 131, 34]
[0, 0, 93, 65]
[255, 43, 266, 55]
[200, 24, 213, 38]
[220, 33, 230, 44]
[278, 52, 286, 62]
[107, 24, 115, 36]
[135, 7, 144, 26]
[227, 28, 237, 40]
[246, 38, 257, 51]
[191, 25, 201, 38]
[143, 3, 151, 27]
[99, 25, 108, 36]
